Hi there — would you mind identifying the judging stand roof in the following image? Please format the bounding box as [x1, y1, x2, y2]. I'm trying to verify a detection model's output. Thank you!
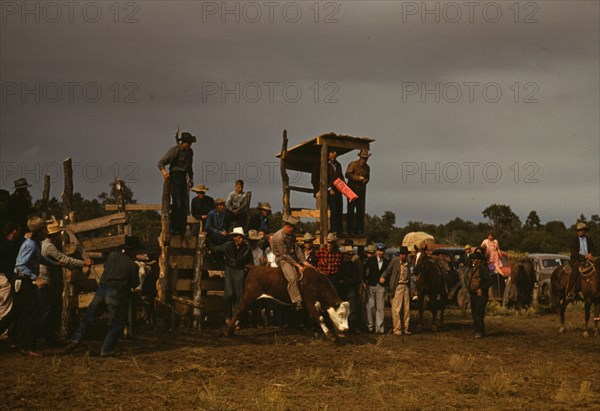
[276, 133, 375, 173]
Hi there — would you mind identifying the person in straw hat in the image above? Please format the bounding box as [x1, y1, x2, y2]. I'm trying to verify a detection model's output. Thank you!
[219, 227, 253, 325]
[64, 236, 143, 357]
[345, 148, 371, 235]
[158, 131, 197, 235]
[464, 250, 492, 338]
[271, 216, 313, 311]
[39, 221, 93, 343]
[566, 222, 595, 302]
[301, 232, 318, 266]
[190, 184, 214, 235]
[381, 246, 412, 336]
[13, 216, 55, 356]
[247, 229, 266, 266]
[248, 202, 272, 232]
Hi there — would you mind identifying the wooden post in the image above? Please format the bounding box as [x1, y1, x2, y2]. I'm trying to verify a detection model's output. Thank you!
[280, 130, 291, 218]
[157, 178, 171, 329]
[41, 174, 50, 221]
[319, 143, 329, 244]
[192, 230, 206, 330]
[60, 158, 74, 339]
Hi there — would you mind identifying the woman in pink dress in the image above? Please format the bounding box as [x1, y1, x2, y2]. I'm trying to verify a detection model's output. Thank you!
[481, 232, 503, 275]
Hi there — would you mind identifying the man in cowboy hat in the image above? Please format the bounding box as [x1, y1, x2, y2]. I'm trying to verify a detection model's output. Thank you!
[364, 243, 389, 333]
[190, 184, 214, 235]
[248, 202, 272, 232]
[205, 198, 231, 247]
[158, 131, 197, 234]
[247, 229, 266, 266]
[464, 251, 492, 338]
[13, 216, 56, 356]
[64, 236, 142, 357]
[315, 232, 342, 282]
[311, 150, 345, 234]
[39, 221, 92, 343]
[345, 149, 371, 235]
[7, 178, 36, 236]
[381, 246, 412, 336]
[272, 216, 313, 311]
[566, 222, 595, 301]
[301, 232, 318, 266]
[219, 227, 253, 325]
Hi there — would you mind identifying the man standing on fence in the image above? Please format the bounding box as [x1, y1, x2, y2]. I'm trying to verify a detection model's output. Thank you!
[345, 149, 371, 235]
[158, 132, 196, 235]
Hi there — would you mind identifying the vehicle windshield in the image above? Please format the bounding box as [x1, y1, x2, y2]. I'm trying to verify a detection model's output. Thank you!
[541, 258, 568, 268]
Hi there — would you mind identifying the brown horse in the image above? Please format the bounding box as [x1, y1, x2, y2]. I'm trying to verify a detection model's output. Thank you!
[551, 259, 600, 336]
[414, 254, 447, 331]
[503, 258, 537, 310]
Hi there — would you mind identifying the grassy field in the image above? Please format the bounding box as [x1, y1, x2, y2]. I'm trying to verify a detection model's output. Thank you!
[1, 303, 599, 410]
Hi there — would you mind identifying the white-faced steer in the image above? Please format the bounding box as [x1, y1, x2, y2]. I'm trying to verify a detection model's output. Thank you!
[227, 266, 349, 340]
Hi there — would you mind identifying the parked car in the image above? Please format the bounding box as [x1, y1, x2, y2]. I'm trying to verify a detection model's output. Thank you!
[528, 253, 570, 303]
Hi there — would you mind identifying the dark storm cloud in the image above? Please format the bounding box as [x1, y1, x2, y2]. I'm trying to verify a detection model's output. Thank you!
[1, 1, 598, 225]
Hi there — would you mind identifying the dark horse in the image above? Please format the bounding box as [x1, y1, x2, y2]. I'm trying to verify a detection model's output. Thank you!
[503, 258, 536, 310]
[414, 254, 447, 331]
[551, 258, 600, 336]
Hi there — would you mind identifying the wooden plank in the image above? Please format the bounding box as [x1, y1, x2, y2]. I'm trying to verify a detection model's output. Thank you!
[192, 232, 205, 330]
[319, 142, 329, 243]
[202, 295, 225, 313]
[289, 185, 314, 194]
[67, 212, 127, 234]
[169, 255, 195, 270]
[170, 235, 198, 249]
[280, 130, 291, 218]
[207, 270, 224, 277]
[187, 215, 198, 224]
[291, 209, 329, 219]
[317, 135, 371, 151]
[105, 204, 162, 211]
[81, 235, 125, 252]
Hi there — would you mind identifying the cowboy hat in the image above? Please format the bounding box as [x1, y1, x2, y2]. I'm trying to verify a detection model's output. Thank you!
[180, 132, 197, 144]
[14, 178, 32, 190]
[47, 222, 63, 235]
[191, 184, 209, 193]
[341, 245, 355, 255]
[358, 149, 371, 158]
[326, 233, 338, 243]
[121, 235, 144, 251]
[576, 222, 589, 231]
[214, 197, 226, 205]
[283, 215, 300, 228]
[302, 232, 316, 242]
[258, 202, 272, 211]
[27, 216, 46, 233]
[247, 229, 261, 241]
[229, 227, 247, 238]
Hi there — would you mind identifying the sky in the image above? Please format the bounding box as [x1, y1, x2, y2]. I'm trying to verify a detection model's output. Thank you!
[1, 0, 599, 226]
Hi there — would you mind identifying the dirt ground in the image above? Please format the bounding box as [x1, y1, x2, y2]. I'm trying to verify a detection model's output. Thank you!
[1, 303, 599, 411]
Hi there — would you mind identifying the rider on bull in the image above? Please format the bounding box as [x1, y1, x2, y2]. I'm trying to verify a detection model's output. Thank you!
[271, 216, 315, 311]
[566, 222, 595, 302]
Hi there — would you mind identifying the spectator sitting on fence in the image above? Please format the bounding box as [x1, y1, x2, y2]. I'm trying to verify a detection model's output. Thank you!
[190, 184, 214, 235]
[205, 198, 231, 248]
[226, 180, 251, 230]
[64, 236, 142, 357]
[248, 202, 272, 233]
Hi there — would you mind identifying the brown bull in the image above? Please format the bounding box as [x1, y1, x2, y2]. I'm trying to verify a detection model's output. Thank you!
[227, 266, 349, 340]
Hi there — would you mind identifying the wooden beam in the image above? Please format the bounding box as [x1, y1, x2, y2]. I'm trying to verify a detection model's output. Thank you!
[41, 174, 50, 221]
[169, 255, 195, 270]
[157, 179, 170, 308]
[105, 204, 162, 211]
[289, 185, 314, 194]
[280, 130, 291, 218]
[291, 209, 329, 219]
[66, 212, 127, 234]
[170, 235, 198, 249]
[316, 136, 371, 151]
[81, 235, 126, 252]
[62, 158, 73, 223]
[192, 232, 205, 330]
[319, 143, 329, 243]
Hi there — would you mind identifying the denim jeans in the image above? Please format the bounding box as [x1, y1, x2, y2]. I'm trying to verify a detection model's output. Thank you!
[169, 171, 189, 234]
[70, 284, 127, 356]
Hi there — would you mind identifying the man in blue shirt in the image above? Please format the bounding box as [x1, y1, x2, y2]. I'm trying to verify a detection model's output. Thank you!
[13, 216, 55, 356]
[205, 198, 231, 247]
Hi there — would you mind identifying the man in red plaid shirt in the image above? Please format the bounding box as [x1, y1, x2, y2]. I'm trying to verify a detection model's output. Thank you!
[315, 233, 342, 279]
